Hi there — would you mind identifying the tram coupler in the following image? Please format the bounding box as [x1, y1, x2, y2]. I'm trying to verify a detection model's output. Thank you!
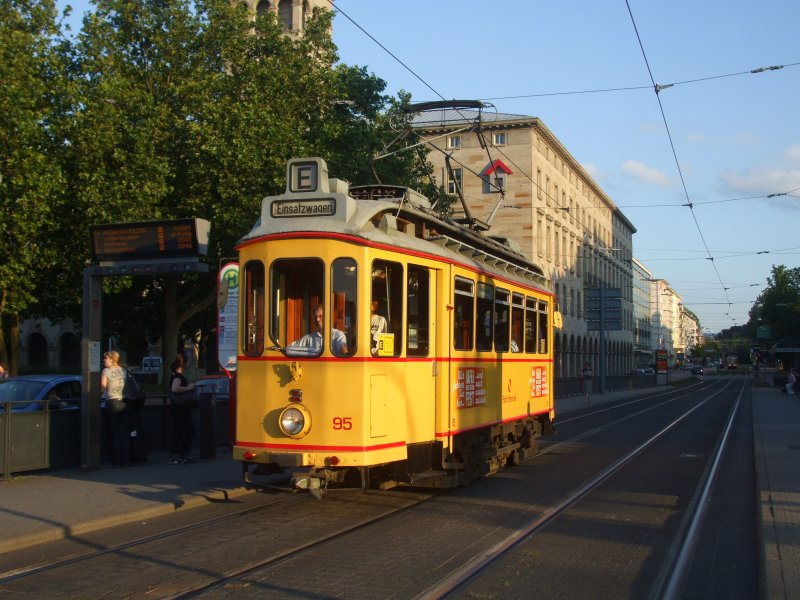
[291, 469, 328, 499]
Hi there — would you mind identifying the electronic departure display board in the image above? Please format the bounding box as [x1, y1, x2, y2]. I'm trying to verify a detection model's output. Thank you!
[90, 219, 210, 263]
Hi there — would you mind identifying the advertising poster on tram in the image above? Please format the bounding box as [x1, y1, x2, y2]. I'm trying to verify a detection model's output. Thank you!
[456, 368, 487, 408]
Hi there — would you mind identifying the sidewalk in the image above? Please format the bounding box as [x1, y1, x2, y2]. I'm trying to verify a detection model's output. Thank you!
[0, 376, 796, 600]
[0, 450, 250, 555]
[753, 381, 800, 600]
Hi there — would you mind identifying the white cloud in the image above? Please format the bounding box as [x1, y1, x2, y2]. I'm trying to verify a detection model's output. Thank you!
[785, 144, 800, 164]
[718, 145, 800, 194]
[621, 160, 672, 187]
[719, 168, 800, 194]
[687, 133, 705, 144]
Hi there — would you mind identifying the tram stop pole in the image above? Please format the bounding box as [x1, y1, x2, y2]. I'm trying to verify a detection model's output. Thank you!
[81, 267, 104, 470]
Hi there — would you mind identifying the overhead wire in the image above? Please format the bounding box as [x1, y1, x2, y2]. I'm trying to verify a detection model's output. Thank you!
[480, 62, 798, 101]
[329, 0, 785, 329]
[624, 0, 735, 325]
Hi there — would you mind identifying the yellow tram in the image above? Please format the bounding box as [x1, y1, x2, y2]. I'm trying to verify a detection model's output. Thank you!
[233, 157, 558, 491]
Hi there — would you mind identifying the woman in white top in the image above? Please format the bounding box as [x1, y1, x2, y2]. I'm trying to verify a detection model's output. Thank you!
[101, 351, 131, 467]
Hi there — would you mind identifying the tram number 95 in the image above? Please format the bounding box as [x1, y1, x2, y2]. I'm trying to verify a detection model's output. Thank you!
[332, 417, 353, 430]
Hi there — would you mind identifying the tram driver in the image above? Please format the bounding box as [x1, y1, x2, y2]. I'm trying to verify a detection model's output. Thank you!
[288, 304, 348, 357]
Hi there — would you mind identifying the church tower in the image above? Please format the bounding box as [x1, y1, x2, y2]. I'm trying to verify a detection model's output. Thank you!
[246, 0, 332, 35]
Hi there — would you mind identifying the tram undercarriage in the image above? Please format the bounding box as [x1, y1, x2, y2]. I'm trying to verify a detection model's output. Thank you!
[243, 415, 553, 496]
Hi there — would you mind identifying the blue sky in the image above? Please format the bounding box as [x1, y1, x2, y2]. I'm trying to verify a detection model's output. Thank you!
[60, 1, 800, 334]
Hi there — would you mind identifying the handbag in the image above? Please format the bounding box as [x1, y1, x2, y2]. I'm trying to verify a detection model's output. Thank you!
[171, 389, 199, 409]
[124, 369, 146, 409]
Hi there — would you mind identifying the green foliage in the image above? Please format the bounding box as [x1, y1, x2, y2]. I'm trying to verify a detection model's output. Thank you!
[746, 265, 800, 344]
[0, 0, 66, 313]
[0, 0, 438, 360]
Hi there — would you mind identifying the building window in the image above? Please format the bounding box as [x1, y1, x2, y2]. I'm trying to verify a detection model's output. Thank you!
[492, 131, 506, 146]
[447, 168, 463, 194]
[483, 172, 506, 193]
[447, 134, 462, 150]
[536, 169, 542, 199]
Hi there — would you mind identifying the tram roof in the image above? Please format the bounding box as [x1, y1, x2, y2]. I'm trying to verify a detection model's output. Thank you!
[238, 159, 550, 290]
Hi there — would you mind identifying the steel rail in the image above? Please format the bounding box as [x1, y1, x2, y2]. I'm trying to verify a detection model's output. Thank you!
[417, 377, 739, 599]
[0, 494, 304, 583]
[654, 376, 748, 599]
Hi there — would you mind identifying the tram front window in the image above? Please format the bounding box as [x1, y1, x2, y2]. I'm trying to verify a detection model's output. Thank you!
[271, 259, 326, 357]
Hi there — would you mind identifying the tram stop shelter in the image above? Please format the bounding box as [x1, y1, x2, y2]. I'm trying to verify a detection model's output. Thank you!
[770, 337, 800, 373]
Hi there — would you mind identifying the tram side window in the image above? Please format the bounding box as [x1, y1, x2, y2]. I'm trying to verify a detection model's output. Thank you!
[454, 276, 474, 350]
[476, 283, 494, 351]
[538, 300, 549, 354]
[371, 259, 403, 357]
[270, 258, 324, 357]
[407, 266, 430, 357]
[524, 296, 538, 354]
[511, 293, 524, 353]
[332, 258, 357, 357]
[494, 288, 510, 352]
[243, 261, 265, 357]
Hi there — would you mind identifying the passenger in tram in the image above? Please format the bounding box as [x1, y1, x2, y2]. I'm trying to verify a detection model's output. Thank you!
[370, 299, 388, 356]
[289, 304, 348, 357]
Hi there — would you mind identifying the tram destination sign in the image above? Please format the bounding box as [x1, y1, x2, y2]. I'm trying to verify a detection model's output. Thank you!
[90, 218, 210, 263]
[271, 198, 335, 218]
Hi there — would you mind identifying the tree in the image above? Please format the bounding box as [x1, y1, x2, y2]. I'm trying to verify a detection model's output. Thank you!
[0, 0, 70, 374]
[60, 0, 435, 376]
[748, 265, 800, 344]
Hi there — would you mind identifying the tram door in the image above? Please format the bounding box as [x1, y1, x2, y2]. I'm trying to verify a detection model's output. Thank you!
[405, 264, 438, 440]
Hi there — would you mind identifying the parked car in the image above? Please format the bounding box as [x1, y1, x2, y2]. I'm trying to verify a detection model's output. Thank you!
[131, 356, 162, 375]
[0, 374, 82, 412]
[130, 356, 163, 383]
[195, 374, 230, 402]
[690, 365, 704, 375]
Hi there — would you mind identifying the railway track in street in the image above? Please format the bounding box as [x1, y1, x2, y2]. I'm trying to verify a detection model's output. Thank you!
[0, 377, 755, 599]
[421, 376, 747, 599]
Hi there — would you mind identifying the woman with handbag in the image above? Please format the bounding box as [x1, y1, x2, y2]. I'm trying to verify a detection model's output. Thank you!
[168, 354, 196, 465]
[101, 351, 131, 467]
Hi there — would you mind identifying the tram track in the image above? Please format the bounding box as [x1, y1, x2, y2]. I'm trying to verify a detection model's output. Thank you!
[0, 486, 438, 598]
[160, 378, 748, 600]
[423, 376, 748, 599]
[0, 493, 306, 583]
[1, 378, 751, 599]
[165, 491, 440, 599]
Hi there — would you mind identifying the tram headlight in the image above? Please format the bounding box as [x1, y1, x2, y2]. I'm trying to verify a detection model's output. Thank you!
[279, 403, 311, 438]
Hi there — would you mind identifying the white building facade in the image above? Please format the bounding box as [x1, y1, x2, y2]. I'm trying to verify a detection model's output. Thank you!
[412, 109, 637, 380]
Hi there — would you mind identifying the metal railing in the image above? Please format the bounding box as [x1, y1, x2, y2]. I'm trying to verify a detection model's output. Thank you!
[2, 394, 229, 480]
